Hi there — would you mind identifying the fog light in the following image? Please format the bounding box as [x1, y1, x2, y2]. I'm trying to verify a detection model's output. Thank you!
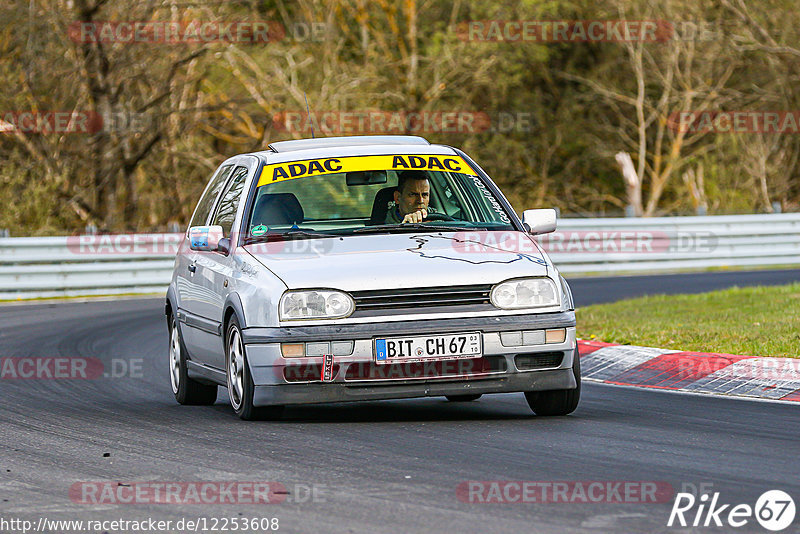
[281, 343, 305, 357]
[545, 328, 566, 344]
[331, 341, 355, 356]
[499, 331, 523, 347]
[522, 330, 545, 345]
[305, 342, 330, 356]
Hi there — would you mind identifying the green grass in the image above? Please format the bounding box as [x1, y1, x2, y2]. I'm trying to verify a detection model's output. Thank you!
[578, 283, 800, 358]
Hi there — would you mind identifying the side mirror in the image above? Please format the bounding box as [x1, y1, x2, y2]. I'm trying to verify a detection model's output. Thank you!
[522, 209, 557, 235]
[189, 225, 224, 252]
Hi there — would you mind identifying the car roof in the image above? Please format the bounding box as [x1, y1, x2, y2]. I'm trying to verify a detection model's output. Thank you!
[244, 135, 459, 165]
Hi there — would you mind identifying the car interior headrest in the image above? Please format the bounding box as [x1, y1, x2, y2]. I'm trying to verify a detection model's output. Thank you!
[251, 193, 304, 227]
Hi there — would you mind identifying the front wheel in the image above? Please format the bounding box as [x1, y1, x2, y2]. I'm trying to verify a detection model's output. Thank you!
[524, 348, 581, 416]
[168, 312, 218, 405]
[226, 316, 284, 421]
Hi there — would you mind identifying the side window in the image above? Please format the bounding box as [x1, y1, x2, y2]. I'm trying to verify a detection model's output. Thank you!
[189, 165, 233, 228]
[431, 176, 462, 218]
[211, 166, 249, 236]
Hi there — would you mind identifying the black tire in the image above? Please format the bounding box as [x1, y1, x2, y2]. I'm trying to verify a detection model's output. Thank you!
[524, 347, 581, 416]
[445, 394, 483, 402]
[225, 316, 284, 421]
[168, 312, 218, 406]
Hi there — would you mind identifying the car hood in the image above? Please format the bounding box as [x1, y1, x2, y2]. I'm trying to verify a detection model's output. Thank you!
[243, 231, 549, 291]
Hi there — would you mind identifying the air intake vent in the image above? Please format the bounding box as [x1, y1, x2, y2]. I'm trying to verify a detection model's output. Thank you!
[514, 352, 564, 371]
[344, 356, 506, 382]
[283, 363, 340, 383]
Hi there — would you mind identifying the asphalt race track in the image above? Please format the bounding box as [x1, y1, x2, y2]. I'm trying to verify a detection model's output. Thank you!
[1, 269, 799, 534]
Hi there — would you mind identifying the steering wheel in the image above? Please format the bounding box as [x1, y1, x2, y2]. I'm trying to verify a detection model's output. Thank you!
[423, 212, 455, 222]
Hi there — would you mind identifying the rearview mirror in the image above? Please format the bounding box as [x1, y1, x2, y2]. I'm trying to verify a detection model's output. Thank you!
[346, 170, 388, 186]
[522, 209, 557, 235]
[189, 225, 224, 251]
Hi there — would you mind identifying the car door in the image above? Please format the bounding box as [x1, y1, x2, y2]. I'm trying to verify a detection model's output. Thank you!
[176, 163, 234, 362]
[189, 157, 256, 369]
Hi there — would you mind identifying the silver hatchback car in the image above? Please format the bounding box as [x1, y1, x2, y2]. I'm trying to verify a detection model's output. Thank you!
[166, 135, 580, 420]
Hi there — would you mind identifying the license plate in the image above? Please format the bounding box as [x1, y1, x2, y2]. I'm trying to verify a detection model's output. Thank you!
[374, 332, 482, 364]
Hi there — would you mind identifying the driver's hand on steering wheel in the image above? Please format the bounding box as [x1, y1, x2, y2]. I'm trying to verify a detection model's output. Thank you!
[401, 209, 428, 224]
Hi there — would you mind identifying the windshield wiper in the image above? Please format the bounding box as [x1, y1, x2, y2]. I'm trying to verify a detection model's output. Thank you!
[352, 223, 458, 234]
[244, 230, 339, 244]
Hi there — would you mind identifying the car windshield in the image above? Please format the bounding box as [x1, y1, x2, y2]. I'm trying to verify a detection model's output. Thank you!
[245, 153, 515, 238]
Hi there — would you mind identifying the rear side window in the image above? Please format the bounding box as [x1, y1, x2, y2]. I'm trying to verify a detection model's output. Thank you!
[189, 164, 233, 228]
[211, 166, 249, 236]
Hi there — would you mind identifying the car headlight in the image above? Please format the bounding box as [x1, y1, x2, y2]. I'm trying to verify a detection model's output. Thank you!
[490, 278, 560, 310]
[279, 290, 355, 320]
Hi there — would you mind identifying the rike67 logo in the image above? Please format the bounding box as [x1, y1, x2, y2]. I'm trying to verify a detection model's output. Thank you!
[668, 489, 796, 531]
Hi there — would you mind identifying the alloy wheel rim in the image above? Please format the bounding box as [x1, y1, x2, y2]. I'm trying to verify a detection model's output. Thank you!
[169, 322, 180, 394]
[228, 328, 244, 410]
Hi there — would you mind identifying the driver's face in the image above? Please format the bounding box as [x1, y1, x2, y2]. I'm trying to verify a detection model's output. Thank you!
[395, 179, 430, 216]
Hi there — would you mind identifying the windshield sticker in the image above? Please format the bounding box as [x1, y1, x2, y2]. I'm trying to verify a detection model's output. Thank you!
[250, 224, 268, 236]
[257, 154, 478, 186]
[470, 176, 511, 224]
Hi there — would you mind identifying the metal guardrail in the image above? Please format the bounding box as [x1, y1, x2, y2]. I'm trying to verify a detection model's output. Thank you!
[0, 234, 181, 300]
[0, 214, 798, 300]
[545, 213, 800, 273]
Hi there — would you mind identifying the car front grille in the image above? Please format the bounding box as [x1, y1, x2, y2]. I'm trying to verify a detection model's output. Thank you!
[350, 284, 493, 311]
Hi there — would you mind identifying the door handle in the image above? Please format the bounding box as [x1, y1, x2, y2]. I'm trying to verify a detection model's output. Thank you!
[188, 262, 196, 273]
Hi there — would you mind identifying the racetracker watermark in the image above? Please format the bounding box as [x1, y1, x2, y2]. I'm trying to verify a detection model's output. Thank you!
[67, 21, 284, 44]
[668, 111, 800, 134]
[69, 482, 326, 505]
[675, 355, 800, 381]
[451, 230, 718, 255]
[272, 111, 536, 134]
[456, 20, 674, 42]
[0, 517, 280, 534]
[273, 111, 490, 135]
[457, 481, 674, 503]
[0, 357, 142, 379]
[242, 236, 336, 256]
[279, 357, 496, 382]
[0, 112, 102, 134]
[66, 234, 182, 255]
[1, 111, 155, 135]
[64, 232, 337, 257]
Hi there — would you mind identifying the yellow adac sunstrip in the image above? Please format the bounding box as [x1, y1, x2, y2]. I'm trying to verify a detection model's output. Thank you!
[257, 154, 478, 187]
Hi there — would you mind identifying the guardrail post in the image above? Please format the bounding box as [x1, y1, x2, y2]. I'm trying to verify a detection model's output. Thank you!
[85, 223, 98, 235]
[0, 229, 8, 238]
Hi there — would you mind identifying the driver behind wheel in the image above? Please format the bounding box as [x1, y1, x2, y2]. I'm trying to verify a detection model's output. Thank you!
[385, 170, 437, 224]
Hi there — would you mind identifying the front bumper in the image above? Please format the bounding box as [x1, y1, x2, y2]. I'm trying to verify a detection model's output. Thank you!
[252, 368, 576, 406]
[242, 311, 577, 406]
